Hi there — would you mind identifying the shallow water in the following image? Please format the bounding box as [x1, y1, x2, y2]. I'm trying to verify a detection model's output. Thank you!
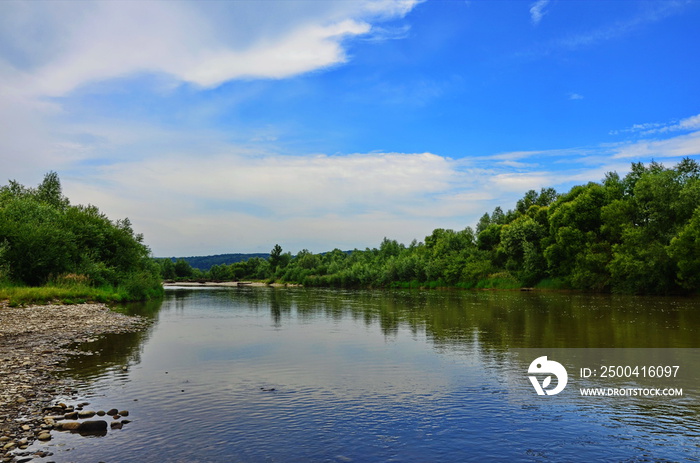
[30, 288, 700, 462]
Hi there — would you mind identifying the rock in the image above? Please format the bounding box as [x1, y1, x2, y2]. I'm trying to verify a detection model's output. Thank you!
[118, 410, 129, 417]
[0, 437, 9, 442]
[77, 410, 95, 418]
[121, 420, 131, 425]
[113, 415, 121, 420]
[2, 442, 14, 450]
[106, 409, 118, 416]
[16, 397, 27, 404]
[110, 422, 122, 430]
[37, 432, 51, 441]
[96, 411, 105, 416]
[77, 420, 107, 432]
[63, 411, 78, 420]
[20, 425, 31, 431]
[58, 422, 80, 431]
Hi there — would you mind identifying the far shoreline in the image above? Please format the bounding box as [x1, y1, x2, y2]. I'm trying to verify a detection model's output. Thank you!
[163, 281, 298, 288]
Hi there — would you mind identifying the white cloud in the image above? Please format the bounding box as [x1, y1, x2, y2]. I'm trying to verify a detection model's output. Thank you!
[61, 150, 472, 255]
[613, 130, 700, 159]
[611, 113, 700, 136]
[568, 93, 584, 100]
[39, 124, 700, 256]
[529, 0, 550, 25]
[0, 0, 421, 97]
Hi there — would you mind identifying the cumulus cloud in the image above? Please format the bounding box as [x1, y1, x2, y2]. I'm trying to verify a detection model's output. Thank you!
[61, 150, 475, 255]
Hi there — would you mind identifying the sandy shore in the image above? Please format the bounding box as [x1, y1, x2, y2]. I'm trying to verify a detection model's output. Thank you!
[0, 302, 147, 462]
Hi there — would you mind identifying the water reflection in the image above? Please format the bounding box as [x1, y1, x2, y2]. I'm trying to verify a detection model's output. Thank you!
[59, 298, 163, 381]
[169, 287, 700, 349]
[35, 287, 700, 463]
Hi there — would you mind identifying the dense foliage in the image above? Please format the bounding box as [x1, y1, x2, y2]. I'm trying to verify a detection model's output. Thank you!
[0, 173, 163, 301]
[162, 160, 700, 295]
[167, 253, 270, 270]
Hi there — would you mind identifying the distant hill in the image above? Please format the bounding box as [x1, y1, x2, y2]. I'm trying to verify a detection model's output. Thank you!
[166, 253, 269, 270]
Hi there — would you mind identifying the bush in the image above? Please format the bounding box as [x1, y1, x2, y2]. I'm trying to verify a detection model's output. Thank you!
[0, 173, 162, 301]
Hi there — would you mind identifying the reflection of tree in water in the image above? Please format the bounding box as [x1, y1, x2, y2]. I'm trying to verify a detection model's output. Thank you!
[220, 288, 700, 350]
[59, 298, 164, 381]
[166, 287, 700, 349]
[59, 288, 700, 385]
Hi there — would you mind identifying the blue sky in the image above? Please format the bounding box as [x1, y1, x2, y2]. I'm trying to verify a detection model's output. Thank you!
[1, 0, 699, 256]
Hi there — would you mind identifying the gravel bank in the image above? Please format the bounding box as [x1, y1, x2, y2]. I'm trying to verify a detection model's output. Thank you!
[0, 302, 147, 462]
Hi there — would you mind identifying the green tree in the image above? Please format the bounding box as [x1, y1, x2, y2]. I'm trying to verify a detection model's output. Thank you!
[669, 207, 700, 290]
[174, 259, 194, 278]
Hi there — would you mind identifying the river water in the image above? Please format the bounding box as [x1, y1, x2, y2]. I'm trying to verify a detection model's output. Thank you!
[29, 287, 700, 462]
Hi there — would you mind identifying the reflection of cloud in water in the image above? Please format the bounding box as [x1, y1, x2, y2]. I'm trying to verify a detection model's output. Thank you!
[49, 287, 700, 463]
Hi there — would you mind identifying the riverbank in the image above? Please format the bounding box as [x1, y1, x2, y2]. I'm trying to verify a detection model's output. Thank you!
[0, 302, 147, 462]
[163, 281, 299, 288]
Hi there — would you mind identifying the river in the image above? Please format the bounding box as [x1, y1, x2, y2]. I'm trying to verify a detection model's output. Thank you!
[28, 287, 700, 462]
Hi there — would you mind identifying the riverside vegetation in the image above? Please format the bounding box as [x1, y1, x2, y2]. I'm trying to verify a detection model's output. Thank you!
[161, 159, 700, 295]
[0, 173, 163, 304]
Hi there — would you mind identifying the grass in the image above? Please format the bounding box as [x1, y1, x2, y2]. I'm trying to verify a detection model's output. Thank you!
[0, 281, 134, 306]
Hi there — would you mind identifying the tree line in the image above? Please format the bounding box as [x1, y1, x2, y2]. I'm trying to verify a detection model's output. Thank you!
[158, 159, 700, 295]
[0, 173, 163, 300]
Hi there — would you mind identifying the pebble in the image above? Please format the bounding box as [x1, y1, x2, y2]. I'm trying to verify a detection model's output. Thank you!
[58, 422, 80, 431]
[0, 302, 146, 461]
[77, 420, 108, 432]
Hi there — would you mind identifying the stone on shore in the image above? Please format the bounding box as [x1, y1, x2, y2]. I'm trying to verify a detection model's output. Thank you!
[0, 302, 146, 449]
[58, 421, 80, 431]
[77, 420, 108, 432]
